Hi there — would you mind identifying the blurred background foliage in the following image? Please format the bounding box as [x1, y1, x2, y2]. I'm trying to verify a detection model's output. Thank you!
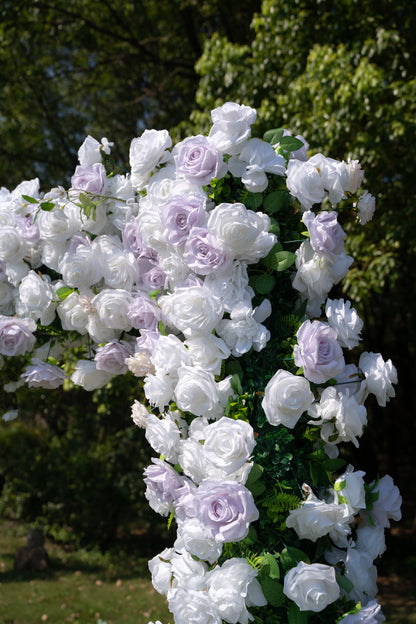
[0, 0, 415, 547]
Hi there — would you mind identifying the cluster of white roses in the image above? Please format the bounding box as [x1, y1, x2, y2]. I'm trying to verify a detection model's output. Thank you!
[0, 102, 401, 623]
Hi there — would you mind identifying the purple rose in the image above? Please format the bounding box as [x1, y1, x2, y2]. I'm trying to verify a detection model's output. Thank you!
[122, 217, 158, 261]
[303, 211, 346, 260]
[161, 194, 207, 246]
[193, 479, 259, 543]
[136, 329, 160, 354]
[0, 316, 36, 356]
[174, 135, 226, 185]
[21, 358, 66, 389]
[71, 163, 107, 194]
[144, 458, 189, 507]
[94, 339, 135, 375]
[127, 295, 162, 331]
[141, 266, 167, 292]
[184, 227, 231, 275]
[294, 320, 345, 384]
[15, 215, 40, 245]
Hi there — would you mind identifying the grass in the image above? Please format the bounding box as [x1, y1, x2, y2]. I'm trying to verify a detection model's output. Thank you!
[0, 521, 171, 624]
[0, 515, 415, 624]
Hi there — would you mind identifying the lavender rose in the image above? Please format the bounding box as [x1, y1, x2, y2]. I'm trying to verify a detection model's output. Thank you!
[183, 227, 231, 275]
[303, 210, 346, 260]
[161, 194, 207, 246]
[94, 339, 134, 375]
[127, 295, 162, 331]
[174, 135, 227, 186]
[71, 163, 107, 194]
[144, 458, 188, 514]
[21, 358, 66, 389]
[193, 479, 259, 543]
[294, 320, 345, 384]
[0, 316, 36, 356]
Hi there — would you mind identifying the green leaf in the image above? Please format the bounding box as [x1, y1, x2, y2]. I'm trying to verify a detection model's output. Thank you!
[259, 553, 280, 580]
[266, 250, 296, 272]
[269, 219, 281, 237]
[336, 575, 355, 593]
[251, 273, 276, 294]
[280, 547, 310, 570]
[263, 128, 284, 145]
[230, 373, 243, 395]
[280, 136, 305, 153]
[334, 479, 346, 492]
[158, 320, 167, 336]
[56, 286, 75, 301]
[323, 458, 347, 472]
[39, 201, 55, 211]
[244, 192, 263, 210]
[259, 578, 285, 607]
[264, 190, 288, 214]
[22, 194, 38, 204]
[288, 603, 310, 624]
[309, 462, 323, 486]
[246, 463, 264, 487]
[243, 524, 258, 546]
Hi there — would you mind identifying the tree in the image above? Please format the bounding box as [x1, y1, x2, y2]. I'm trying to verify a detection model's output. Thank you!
[0, 0, 260, 188]
[189, 0, 416, 499]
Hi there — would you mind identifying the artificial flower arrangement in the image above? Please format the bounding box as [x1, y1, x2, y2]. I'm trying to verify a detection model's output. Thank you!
[0, 102, 401, 623]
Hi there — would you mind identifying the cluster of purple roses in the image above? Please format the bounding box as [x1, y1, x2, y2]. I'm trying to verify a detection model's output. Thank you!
[0, 102, 400, 623]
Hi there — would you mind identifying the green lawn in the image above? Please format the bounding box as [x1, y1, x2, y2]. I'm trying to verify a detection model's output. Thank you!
[0, 518, 415, 624]
[0, 522, 170, 624]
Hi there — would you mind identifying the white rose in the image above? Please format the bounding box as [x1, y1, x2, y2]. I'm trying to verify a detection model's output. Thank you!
[286, 484, 349, 542]
[207, 202, 276, 263]
[286, 159, 326, 210]
[174, 366, 227, 419]
[0, 226, 27, 262]
[41, 240, 67, 271]
[178, 438, 209, 484]
[345, 158, 364, 194]
[262, 370, 314, 429]
[359, 352, 397, 407]
[208, 102, 257, 155]
[203, 417, 256, 475]
[148, 547, 174, 595]
[126, 352, 155, 377]
[85, 313, 120, 344]
[78, 135, 102, 166]
[0, 281, 15, 315]
[92, 288, 133, 331]
[159, 286, 224, 338]
[228, 138, 286, 192]
[334, 466, 366, 514]
[131, 400, 149, 428]
[339, 599, 385, 623]
[292, 240, 336, 317]
[185, 334, 230, 376]
[355, 523, 386, 560]
[216, 303, 270, 356]
[168, 588, 221, 624]
[175, 518, 223, 564]
[37, 206, 80, 242]
[283, 562, 340, 612]
[102, 249, 140, 290]
[143, 412, 181, 464]
[70, 359, 112, 391]
[150, 334, 191, 378]
[130, 129, 172, 190]
[17, 270, 56, 325]
[58, 245, 103, 289]
[206, 558, 266, 624]
[344, 547, 378, 604]
[204, 260, 252, 313]
[308, 387, 367, 448]
[364, 474, 402, 529]
[57, 291, 89, 334]
[356, 190, 375, 225]
[144, 372, 176, 411]
[170, 550, 208, 592]
[325, 298, 363, 349]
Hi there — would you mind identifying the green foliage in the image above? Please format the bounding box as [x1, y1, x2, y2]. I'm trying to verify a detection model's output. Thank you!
[0, 373, 165, 548]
